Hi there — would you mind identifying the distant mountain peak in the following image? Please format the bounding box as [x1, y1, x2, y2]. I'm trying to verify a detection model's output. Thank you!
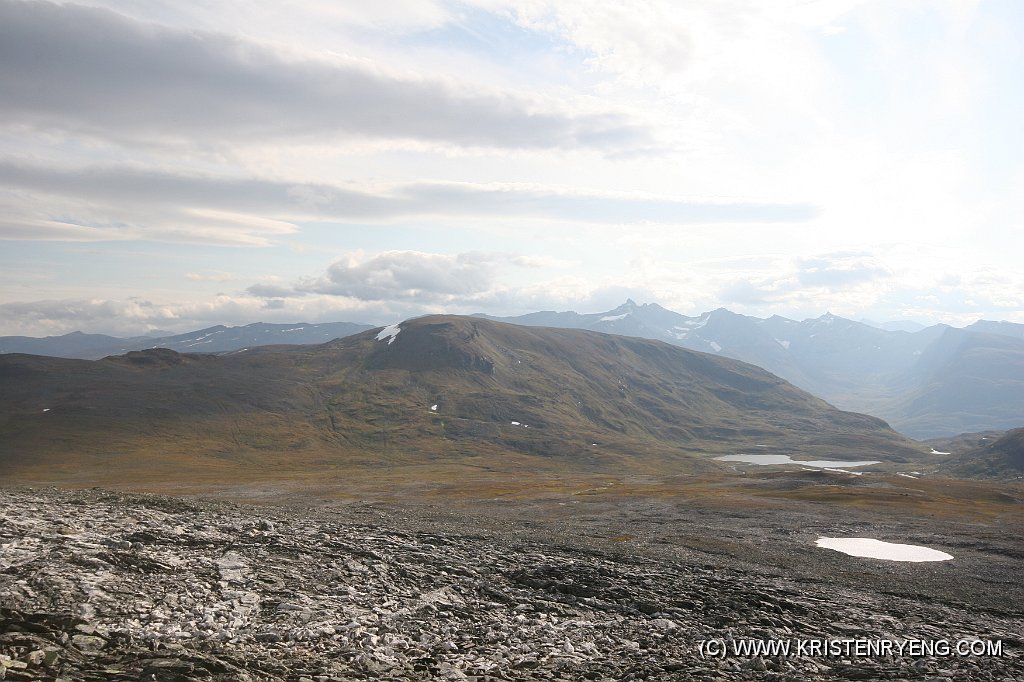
[601, 299, 643, 318]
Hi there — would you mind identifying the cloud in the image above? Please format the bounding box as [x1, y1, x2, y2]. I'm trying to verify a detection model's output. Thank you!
[289, 251, 510, 303]
[0, 297, 173, 336]
[5, 247, 1022, 337]
[247, 249, 701, 318]
[398, 183, 819, 223]
[717, 279, 776, 307]
[0, 159, 819, 244]
[795, 253, 892, 289]
[0, 0, 649, 152]
[716, 252, 894, 314]
[0, 218, 127, 242]
[185, 271, 236, 282]
[0, 294, 381, 337]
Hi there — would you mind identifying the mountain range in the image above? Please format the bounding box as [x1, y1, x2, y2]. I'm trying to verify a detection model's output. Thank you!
[478, 301, 1024, 439]
[0, 321, 373, 359]
[3, 302, 1022, 439]
[0, 316, 923, 490]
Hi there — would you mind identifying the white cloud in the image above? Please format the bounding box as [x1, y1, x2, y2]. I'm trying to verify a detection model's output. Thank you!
[0, 294, 378, 337]
[276, 251, 515, 303]
[0, 0, 649, 153]
[185, 271, 236, 282]
[0, 160, 818, 245]
[0, 0, 1019, 334]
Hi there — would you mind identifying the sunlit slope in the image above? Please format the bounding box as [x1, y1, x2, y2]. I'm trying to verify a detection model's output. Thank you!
[0, 315, 921, 485]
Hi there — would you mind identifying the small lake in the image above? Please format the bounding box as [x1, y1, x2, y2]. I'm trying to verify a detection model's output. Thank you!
[715, 454, 880, 469]
[815, 537, 953, 562]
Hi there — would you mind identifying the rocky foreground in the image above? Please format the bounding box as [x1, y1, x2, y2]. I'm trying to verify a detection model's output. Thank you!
[1, 487, 1021, 681]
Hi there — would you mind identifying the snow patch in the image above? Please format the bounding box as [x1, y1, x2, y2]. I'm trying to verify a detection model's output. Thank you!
[709, 341, 722, 352]
[824, 467, 863, 476]
[375, 323, 401, 345]
[929, 448, 951, 455]
[42, 408, 50, 412]
[599, 313, 628, 322]
[776, 339, 790, 349]
[430, 404, 438, 411]
[816, 537, 952, 562]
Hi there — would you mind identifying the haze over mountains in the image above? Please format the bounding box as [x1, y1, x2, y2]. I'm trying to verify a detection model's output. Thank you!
[479, 301, 1024, 439]
[0, 321, 373, 359]
[0, 316, 923, 489]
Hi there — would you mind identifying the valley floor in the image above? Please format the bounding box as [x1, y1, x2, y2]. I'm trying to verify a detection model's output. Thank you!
[1, 484, 1022, 680]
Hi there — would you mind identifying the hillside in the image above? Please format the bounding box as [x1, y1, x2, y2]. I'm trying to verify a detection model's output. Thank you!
[946, 428, 1024, 480]
[0, 316, 921, 490]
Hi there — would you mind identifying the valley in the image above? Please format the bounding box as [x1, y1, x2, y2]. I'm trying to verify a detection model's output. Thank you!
[2, 316, 1022, 679]
[0, 316, 925, 492]
[4, 1, 1021, 679]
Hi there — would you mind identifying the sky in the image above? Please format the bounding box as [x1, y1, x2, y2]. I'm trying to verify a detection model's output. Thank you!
[1, 0, 1022, 336]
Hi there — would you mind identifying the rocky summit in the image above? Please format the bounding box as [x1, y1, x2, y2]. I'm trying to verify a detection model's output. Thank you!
[1, 487, 1021, 681]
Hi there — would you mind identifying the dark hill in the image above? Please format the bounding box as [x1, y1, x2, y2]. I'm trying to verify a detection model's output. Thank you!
[947, 428, 1024, 480]
[0, 316, 921, 489]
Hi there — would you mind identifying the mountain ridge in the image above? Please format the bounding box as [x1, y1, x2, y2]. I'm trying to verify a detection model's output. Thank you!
[6, 303, 1022, 439]
[0, 321, 374, 359]
[478, 303, 1024, 439]
[0, 315, 923, 490]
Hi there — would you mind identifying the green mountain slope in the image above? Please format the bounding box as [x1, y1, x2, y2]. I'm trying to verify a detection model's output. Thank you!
[0, 316, 921, 488]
